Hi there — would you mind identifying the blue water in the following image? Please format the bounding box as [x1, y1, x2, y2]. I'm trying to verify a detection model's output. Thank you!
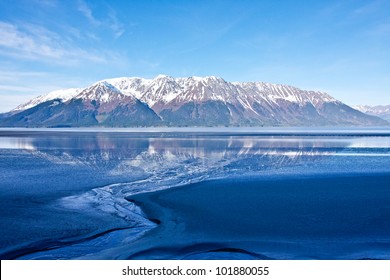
[0, 128, 389, 259]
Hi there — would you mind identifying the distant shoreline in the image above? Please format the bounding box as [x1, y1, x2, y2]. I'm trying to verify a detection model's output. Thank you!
[0, 126, 390, 136]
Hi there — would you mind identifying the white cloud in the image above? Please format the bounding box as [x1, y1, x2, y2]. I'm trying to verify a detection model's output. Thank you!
[0, 21, 118, 64]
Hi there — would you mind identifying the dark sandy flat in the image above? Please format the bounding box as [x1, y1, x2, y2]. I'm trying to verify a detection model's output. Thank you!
[126, 174, 390, 260]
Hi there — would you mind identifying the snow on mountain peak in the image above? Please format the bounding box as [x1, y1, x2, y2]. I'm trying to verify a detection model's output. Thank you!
[184, 76, 224, 83]
[12, 88, 82, 112]
[353, 104, 390, 115]
[11, 74, 342, 115]
[74, 80, 129, 104]
[94, 81, 121, 92]
[154, 74, 174, 80]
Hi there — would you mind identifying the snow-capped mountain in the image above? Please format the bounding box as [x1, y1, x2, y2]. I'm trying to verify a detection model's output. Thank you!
[1, 75, 388, 127]
[1, 81, 160, 127]
[106, 75, 337, 110]
[353, 105, 390, 122]
[12, 88, 83, 112]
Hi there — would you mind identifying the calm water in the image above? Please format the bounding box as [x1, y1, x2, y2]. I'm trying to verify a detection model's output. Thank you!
[0, 128, 389, 259]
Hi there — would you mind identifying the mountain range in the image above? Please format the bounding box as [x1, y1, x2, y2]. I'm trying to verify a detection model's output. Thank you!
[352, 105, 390, 122]
[0, 75, 388, 127]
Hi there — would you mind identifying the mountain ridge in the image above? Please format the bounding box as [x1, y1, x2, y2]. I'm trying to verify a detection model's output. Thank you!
[353, 105, 390, 122]
[2, 75, 388, 127]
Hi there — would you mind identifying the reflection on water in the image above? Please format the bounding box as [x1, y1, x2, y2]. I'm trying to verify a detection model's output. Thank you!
[1, 132, 389, 191]
[1, 133, 389, 165]
[0, 137, 36, 150]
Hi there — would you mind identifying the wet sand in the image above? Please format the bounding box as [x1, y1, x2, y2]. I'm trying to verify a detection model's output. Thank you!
[126, 174, 390, 260]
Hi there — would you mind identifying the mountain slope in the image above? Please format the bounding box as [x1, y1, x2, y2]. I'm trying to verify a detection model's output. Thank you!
[1, 75, 388, 127]
[12, 88, 83, 112]
[2, 82, 161, 127]
[353, 105, 390, 122]
[0, 99, 96, 127]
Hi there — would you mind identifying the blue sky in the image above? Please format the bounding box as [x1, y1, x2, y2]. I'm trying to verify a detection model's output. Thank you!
[0, 0, 389, 112]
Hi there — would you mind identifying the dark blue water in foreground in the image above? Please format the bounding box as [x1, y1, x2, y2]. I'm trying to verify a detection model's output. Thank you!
[0, 128, 389, 259]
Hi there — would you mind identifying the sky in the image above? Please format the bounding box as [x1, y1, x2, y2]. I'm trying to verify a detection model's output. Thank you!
[0, 0, 389, 112]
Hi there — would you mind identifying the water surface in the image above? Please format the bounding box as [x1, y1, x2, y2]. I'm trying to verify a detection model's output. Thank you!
[0, 128, 389, 259]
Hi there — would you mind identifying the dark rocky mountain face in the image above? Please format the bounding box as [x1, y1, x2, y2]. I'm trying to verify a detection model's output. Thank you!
[318, 103, 387, 126]
[159, 101, 232, 127]
[1, 75, 388, 127]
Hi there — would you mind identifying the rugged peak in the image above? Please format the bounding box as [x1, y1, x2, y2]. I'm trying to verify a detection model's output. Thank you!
[91, 81, 121, 91]
[204, 75, 225, 82]
[353, 104, 390, 122]
[4, 74, 388, 127]
[186, 75, 223, 82]
[75, 81, 127, 104]
[154, 74, 174, 80]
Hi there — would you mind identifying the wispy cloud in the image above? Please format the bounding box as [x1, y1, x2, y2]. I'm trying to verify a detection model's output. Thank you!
[77, 0, 101, 26]
[0, 93, 40, 113]
[0, 71, 51, 112]
[0, 85, 38, 93]
[32, 0, 59, 8]
[174, 14, 245, 55]
[0, 70, 48, 83]
[352, 0, 383, 16]
[77, 0, 125, 38]
[0, 69, 96, 112]
[107, 7, 125, 39]
[0, 21, 120, 64]
[371, 22, 390, 35]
